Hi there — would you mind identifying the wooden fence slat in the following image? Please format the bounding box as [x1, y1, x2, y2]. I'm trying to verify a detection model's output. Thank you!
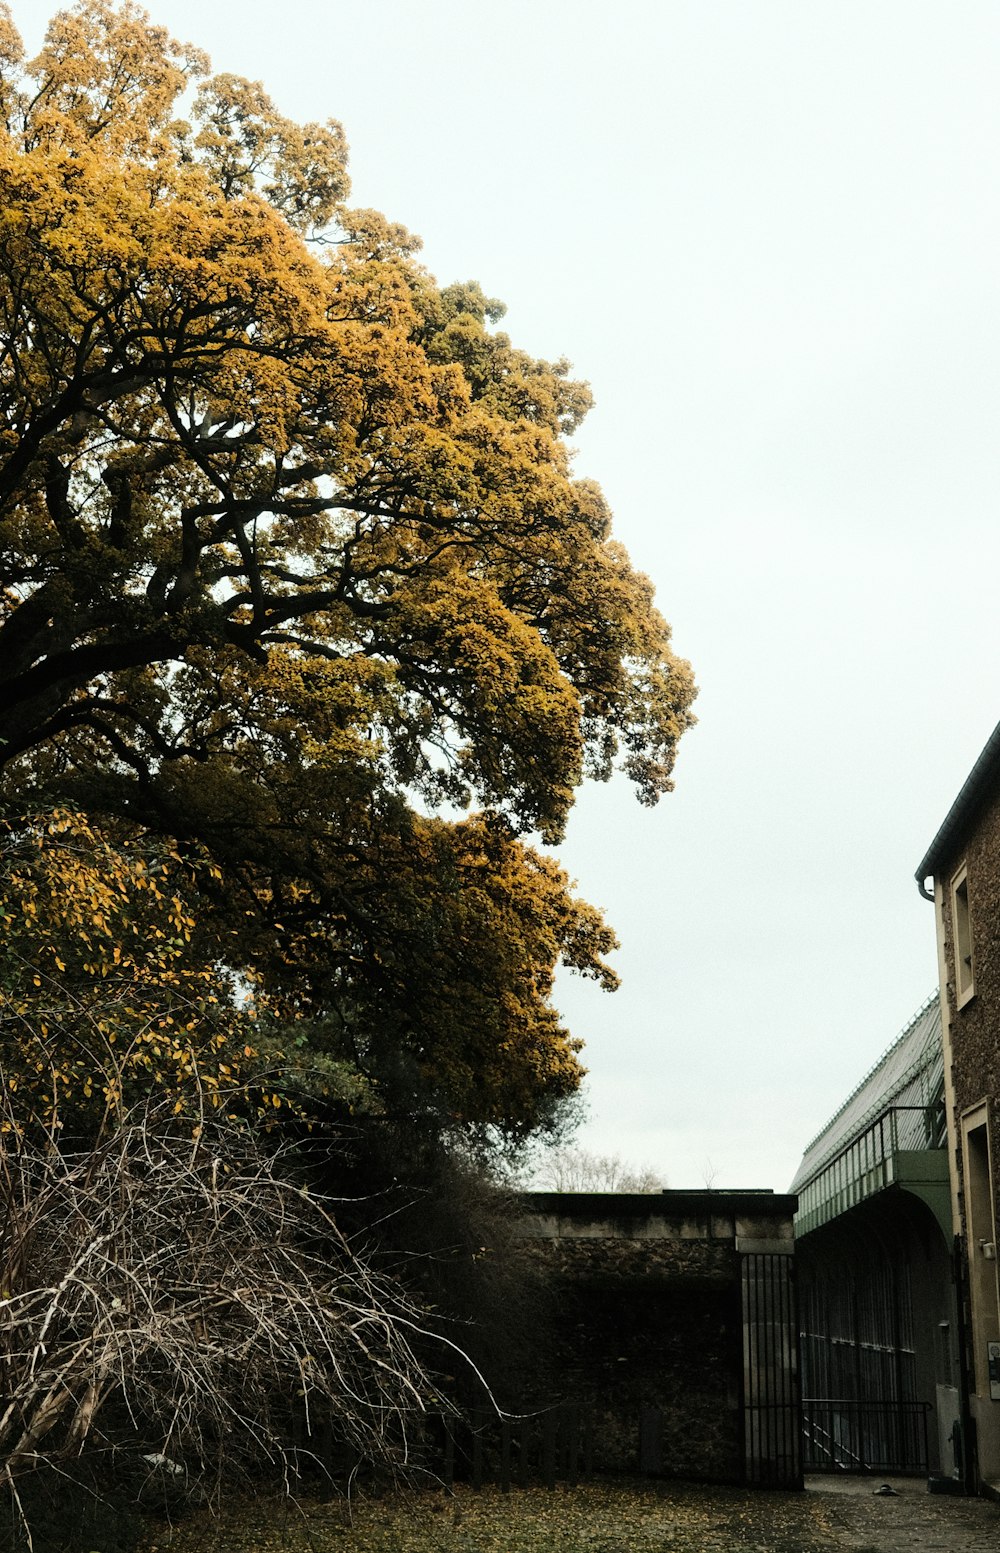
[424, 1401, 604, 1491]
[517, 1416, 533, 1489]
[583, 1409, 594, 1480]
[443, 1416, 455, 1488]
[542, 1410, 557, 1490]
[500, 1418, 512, 1492]
[291, 1401, 305, 1490]
[472, 1407, 485, 1490]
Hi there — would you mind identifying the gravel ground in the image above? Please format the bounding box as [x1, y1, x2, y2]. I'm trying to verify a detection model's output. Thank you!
[142, 1475, 1000, 1553]
[804, 1474, 1000, 1552]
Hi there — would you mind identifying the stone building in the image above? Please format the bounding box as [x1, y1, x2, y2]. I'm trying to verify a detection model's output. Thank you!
[516, 1189, 800, 1487]
[916, 717, 1000, 1493]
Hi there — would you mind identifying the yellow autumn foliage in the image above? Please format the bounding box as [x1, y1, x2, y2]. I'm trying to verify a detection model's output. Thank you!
[0, 809, 272, 1133]
[0, 2, 695, 1145]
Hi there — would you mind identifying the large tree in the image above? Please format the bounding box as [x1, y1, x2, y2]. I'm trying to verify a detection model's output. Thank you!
[0, 0, 695, 1142]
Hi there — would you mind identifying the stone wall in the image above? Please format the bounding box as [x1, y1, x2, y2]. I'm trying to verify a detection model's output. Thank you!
[514, 1190, 797, 1485]
[940, 788, 1000, 1132]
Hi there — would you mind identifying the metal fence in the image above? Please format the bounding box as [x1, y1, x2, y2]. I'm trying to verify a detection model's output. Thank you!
[802, 1398, 930, 1475]
[436, 1405, 594, 1490]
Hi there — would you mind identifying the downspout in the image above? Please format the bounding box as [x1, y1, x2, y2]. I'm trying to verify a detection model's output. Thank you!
[953, 1234, 978, 1494]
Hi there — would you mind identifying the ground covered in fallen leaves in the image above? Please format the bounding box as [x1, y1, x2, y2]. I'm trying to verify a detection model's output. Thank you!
[145, 1479, 843, 1553]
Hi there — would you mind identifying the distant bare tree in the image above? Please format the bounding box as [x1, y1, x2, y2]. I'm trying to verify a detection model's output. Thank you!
[533, 1146, 665, 1193]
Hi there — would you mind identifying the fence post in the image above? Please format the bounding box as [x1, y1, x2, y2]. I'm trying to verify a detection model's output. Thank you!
[319, 1410, 333, 1485]
[565, 1405, 579, 1486]
[291, 1400, 304, 1491]
[443, 1415, 455, 1489]
[518, 1416, 533, 1488]
[472, 1407, 485, 1490]
[542, 1409, 557, 1489]
[639, 1406, 663, 1475]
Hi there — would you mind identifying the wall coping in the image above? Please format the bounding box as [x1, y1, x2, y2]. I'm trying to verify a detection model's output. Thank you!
[520, 1190, 797, 1217]
[516, 1190, 797, 1243]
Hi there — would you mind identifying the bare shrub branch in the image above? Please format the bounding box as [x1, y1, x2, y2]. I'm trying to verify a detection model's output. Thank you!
[0, 1090, 454, 1501]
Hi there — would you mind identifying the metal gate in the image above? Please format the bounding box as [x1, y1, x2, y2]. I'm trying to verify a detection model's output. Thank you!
[741, 1250, 803, 1488]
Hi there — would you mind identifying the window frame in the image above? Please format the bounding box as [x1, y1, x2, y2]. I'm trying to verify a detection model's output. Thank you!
[951, 862, 976, 1009]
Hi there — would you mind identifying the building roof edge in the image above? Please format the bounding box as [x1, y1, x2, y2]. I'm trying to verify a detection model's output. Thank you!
[915, 717, 1000, 887]
[790, 993, 940, 1191]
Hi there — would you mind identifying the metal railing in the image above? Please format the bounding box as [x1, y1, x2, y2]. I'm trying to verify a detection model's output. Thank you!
[802, 1398, 930, 1475]
[795, 1105, 946, 1235]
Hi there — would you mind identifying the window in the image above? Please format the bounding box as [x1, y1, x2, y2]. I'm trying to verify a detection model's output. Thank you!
[961, 1108, 1000, 1397]
[951, 864, 975, 1007]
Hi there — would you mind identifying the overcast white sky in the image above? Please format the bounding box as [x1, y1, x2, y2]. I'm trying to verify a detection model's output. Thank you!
[15, 1, 1000, 1190]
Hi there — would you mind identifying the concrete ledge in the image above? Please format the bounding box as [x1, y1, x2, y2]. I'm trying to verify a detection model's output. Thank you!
[517, 1191, 798, 1248]
[735, 1237, 795, 1256]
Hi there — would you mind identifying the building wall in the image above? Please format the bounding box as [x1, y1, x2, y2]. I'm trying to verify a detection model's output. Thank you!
[939, 790, 1000, 1118]
[934, 790, 1000, 1483]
